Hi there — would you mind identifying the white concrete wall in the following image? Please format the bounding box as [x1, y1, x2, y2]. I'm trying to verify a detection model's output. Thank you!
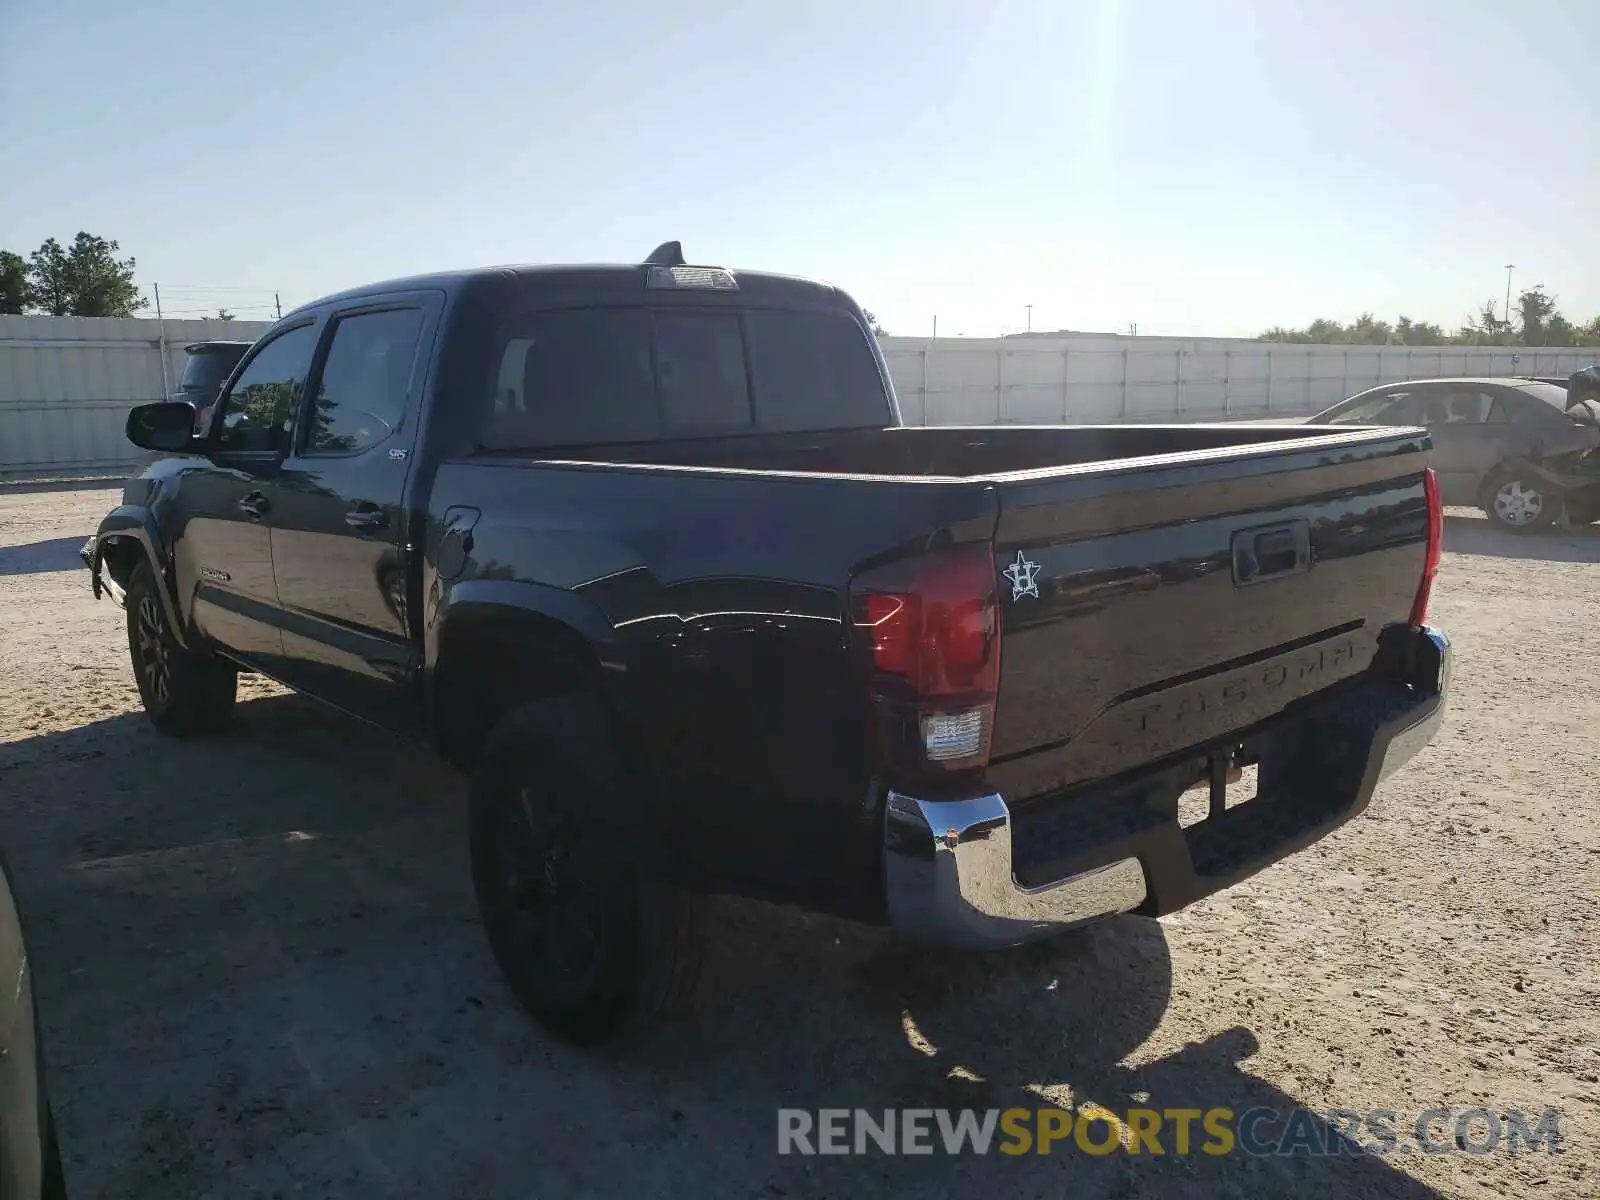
[879, 334, 1599, 425]
[0, 315, 273, 476]
[2, 315, 1596, 476]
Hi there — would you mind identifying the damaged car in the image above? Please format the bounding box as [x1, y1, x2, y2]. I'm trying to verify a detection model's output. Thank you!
[1307, 376, 1600, 531]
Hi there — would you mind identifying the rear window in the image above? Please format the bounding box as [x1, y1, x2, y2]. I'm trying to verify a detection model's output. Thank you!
[180, 347, 247, 392]
[744, 308, 892, 431]
[1516, 381, 1577, 410]
[480, 306, 888, 448]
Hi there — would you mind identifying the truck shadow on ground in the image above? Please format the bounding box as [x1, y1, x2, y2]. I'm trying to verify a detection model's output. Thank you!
[0, 536, 88, 576]
[1443, 512, 1600, 562]
[0, 692, 1448, 1199]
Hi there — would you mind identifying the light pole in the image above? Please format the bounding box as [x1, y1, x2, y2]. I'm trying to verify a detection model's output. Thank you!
[1504, 264, 1515, 331]
[1025, 304, 1032, 333]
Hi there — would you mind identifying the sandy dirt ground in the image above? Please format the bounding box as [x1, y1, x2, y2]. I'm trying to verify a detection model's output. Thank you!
[0, 483, 1596, 1200]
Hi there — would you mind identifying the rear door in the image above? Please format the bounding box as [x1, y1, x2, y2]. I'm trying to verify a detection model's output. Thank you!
[267, 292, 440, 730]
[1420, 383, 1507, 503]
[174, 320, 320, 667]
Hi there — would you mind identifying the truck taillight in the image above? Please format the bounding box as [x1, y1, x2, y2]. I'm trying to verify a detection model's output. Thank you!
[850, 541, 1002, 778]
[1409, 467, 1443, 626]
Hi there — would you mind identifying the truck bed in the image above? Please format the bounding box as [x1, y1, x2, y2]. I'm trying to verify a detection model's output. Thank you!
[494, 421, 1348, 480]
[442, 421, 1430, 911]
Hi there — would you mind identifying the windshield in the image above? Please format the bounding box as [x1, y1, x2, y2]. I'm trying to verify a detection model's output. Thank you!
[1315, 391, 1409, 425]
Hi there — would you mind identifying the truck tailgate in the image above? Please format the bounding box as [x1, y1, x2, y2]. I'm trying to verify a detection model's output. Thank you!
[984, 426, 1433, 803]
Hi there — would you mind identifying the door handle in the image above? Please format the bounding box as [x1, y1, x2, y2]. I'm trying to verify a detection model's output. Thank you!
[237, 491, 270, 519]
[345, 504, 389, 531]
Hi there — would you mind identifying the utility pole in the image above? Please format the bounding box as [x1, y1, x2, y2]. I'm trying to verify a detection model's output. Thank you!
[274, 291, 282, 320]
[1025, 304, 1032, 333]
[153, 282, 170, 397]
[931, 315, 938, 339]
[1504, 264, 1515, 335]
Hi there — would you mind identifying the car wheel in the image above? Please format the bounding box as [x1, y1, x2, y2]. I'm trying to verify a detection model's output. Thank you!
[1482, 473, 1558, 533]
[469, 698, 704, 1045]
[126, 563, 238, 736]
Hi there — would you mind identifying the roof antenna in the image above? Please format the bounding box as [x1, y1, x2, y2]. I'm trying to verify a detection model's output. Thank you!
[644, 241, 685, 267]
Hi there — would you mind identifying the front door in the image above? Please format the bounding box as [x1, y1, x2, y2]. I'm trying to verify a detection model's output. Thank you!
[268, 295, 439, 731]
[174, 320, 321, 668]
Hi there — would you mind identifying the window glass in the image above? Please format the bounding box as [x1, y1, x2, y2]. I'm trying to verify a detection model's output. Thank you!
[1515, 382, 1575, 411]
[1486, 395, 1518, 423]
[653, 312, 751, 432]
[1434, 389, 1496, 424]
[179, 347, 247, 393]
[744, 309, 890, 430]
[477, 305, 892, 449]
[487, 309, 657, 446]
[306, 308, 425, 455]
[215, 324, 317, 453]
[1322, 390, 1411, 425]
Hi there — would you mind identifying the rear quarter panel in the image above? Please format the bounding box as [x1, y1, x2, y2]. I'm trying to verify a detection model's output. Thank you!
[423, 458, 996, 916]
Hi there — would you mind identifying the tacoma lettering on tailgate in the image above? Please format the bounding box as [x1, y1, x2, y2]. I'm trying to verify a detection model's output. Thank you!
[1131, 637, 1357, 735]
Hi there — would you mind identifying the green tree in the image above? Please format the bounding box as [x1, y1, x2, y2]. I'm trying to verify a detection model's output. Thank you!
[0, 251, 27, 315]
[214, 307, 236, 321]
[1452, 301, 1510, 345]
[1544, 314, 1576, 347]
[26, 232, 143, 317]
[27, 238, 72, 316]
[1513, 286, 1557, 345]
[1347, 312, 1394, 345]
[861, 308, 887, 336]
[1394, 316, 1447, 345]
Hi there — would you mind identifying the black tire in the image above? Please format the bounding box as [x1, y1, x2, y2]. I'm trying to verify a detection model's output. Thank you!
[126, 564, 237, 736]
[1481, 471, 1559, 534]
[469, 698, 703, 1045]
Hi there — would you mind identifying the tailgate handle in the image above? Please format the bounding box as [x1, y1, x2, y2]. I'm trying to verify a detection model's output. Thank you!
[1232, 520, 1310, 586]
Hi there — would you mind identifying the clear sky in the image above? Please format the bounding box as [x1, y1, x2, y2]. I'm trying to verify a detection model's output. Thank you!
[3, 0, 1596, 338]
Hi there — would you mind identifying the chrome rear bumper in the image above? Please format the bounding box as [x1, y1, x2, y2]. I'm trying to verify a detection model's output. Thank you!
[885, 792, 1148, 949]
[883, 625, 1450, 950]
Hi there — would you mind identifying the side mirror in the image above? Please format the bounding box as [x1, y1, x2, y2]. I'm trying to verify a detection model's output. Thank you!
[126, 401, 201, 452]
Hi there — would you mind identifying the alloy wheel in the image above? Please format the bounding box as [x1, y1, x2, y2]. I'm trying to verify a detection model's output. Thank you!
[135, 594, 171, 705]
[489, 782, 606, 989]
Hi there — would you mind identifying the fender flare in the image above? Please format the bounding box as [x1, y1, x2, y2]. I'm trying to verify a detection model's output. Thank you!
[432, 578, 620, 657]
[428, 578, 625, 758]
[91, 507, 189, 647]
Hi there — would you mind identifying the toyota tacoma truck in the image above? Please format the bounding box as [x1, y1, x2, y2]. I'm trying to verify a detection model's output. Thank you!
[83, 243, 1450, 1043]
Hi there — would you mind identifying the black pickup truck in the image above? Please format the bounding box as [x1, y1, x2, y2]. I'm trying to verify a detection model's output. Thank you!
[84, 243, 1450, 1043]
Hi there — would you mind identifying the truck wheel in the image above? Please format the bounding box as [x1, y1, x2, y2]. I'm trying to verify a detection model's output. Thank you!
[1482, 472, 1558, 533]
[469, 699, 704, 1045]
[126, 563, 237, 736]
